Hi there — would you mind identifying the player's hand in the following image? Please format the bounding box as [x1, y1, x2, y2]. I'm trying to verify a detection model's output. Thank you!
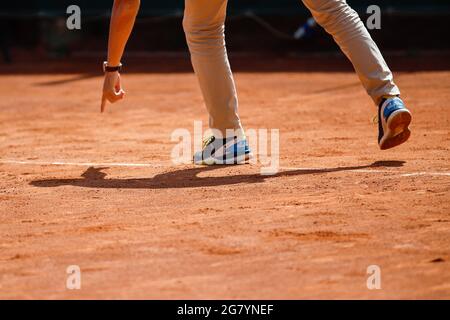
[101, 71, 125, 113]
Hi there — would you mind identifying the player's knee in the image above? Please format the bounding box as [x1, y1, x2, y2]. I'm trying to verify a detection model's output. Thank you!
[183, 18, 222, 35]
[183, 18, 224, 47]
[303, 0, 361, 33]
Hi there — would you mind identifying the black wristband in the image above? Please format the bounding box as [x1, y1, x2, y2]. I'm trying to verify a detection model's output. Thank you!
[103, 61, 122, 73]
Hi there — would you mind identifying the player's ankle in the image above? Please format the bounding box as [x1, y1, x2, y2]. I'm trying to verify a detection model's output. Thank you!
[382, 94, 400, 100]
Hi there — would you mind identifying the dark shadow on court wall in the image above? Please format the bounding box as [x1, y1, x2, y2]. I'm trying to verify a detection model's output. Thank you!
[1, 54, 450, 78]
[1, 1, 450, 57]
[2, 0, 449, 16]
[1, 1, 450, 73]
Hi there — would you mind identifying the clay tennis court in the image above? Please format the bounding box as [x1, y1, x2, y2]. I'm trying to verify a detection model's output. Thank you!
[0, 54, 449, 299]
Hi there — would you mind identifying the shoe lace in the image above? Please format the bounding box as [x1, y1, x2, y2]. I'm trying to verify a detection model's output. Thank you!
[202, 135, 215, 149]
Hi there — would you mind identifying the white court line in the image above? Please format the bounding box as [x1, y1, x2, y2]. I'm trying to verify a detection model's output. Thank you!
[280, 166, 450, 177]
[400, 172, 450, 177]
[280, 167, 391, 174]
[0, 159, 166, 168]
[0, 159, 449, 177]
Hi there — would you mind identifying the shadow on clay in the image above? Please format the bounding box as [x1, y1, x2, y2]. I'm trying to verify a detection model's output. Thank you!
[29, 160, 405, 189]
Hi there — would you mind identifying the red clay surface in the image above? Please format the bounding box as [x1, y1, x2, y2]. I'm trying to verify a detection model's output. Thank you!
[0, 55, 449, 299]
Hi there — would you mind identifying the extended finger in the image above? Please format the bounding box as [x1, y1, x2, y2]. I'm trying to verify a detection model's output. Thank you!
[101, 95, 107, 113]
